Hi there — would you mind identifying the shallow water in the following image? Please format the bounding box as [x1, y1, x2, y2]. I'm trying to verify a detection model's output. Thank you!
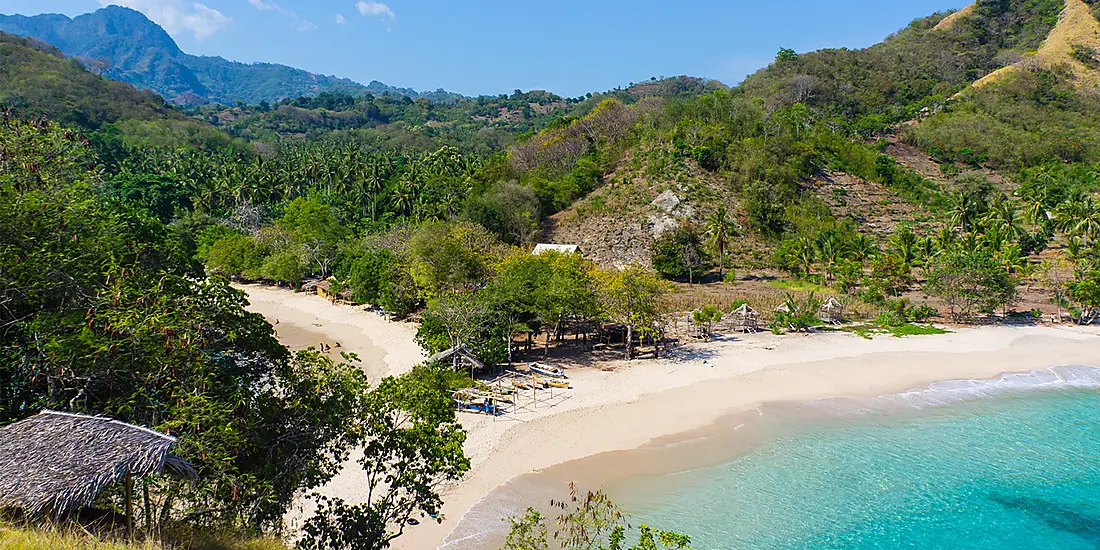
[608, 365, 1100, 549]
[446, 365, 1100, 549]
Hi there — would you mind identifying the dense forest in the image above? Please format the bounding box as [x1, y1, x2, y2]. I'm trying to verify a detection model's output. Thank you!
[2, 0, 1100, 548]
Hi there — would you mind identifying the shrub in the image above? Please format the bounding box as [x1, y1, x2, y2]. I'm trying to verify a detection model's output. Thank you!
[651, 225, 711, 283]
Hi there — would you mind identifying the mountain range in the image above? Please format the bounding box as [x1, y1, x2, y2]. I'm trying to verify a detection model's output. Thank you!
[0, 6, 463, 106]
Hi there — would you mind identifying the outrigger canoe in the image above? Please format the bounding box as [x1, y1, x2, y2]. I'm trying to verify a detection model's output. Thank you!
[530, 363, 567, 378]
[533, 374, 570, 389]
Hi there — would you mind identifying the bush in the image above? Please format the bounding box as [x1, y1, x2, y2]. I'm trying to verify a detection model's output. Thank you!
[206, 233, 267, 279]
[651, 225, 711, 283]
[723, 269, 738, 283]
[260, 251, 305, 286]
[341, 249, 397, 304]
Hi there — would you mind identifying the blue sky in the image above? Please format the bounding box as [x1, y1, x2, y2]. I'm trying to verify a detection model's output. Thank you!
[4, 0, 972, 97]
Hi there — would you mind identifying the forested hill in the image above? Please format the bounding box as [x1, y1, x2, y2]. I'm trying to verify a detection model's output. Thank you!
[740, 0, 1065, 124]
[0, 6, 464, 106]
[0, 31, 182, 127]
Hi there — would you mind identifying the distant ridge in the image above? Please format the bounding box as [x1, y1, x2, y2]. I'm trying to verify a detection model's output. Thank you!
[0, 6, 464, 106]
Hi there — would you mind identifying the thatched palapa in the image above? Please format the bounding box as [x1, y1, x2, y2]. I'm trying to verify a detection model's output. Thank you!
[0, 411, 195, 517]
[427, 345, 486, 371]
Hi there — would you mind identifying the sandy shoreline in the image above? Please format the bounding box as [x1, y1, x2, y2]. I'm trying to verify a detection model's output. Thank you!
[400, 325, 1100, 550]
[235, 283, 425, 381]
[231, 284, 1100, 550]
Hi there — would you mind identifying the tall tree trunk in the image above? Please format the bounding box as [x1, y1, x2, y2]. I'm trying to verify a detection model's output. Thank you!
[625, 324, 634, 360]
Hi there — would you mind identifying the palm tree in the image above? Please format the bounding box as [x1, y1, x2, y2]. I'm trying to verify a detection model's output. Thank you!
[984, 199, 1028, 243]
[796, 236, 817, 278]
[705, 206, 736, 278]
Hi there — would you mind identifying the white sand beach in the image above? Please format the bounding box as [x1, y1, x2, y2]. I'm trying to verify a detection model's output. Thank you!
[236, 283, 425, 381]
[235, 284, 1100, 550]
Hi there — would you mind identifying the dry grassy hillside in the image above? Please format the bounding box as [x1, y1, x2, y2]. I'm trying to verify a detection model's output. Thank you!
[966, 0, 1100, 90]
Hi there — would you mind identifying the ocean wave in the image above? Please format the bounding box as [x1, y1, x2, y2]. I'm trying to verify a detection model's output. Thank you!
[796, 364, 1100, 415]
[440, 365, 1100, 549]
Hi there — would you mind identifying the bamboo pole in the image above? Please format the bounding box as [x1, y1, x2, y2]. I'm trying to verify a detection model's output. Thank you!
[124, 472, 134, 538]
[143, 483, 153, 537]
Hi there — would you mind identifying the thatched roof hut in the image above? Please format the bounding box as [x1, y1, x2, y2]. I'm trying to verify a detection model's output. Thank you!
[0, 411, 194, 518]
[732, 303, 760, 333]
[426, 345, 486, 371]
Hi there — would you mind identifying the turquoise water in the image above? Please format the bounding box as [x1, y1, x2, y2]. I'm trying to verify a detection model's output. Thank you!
[610, 365, 1100, 549]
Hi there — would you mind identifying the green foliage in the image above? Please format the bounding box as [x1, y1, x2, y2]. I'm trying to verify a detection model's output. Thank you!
[340, 249, 398, 304]
[299, 371, 470, 550]
[0, 32, 183, 129]
[905, 69, 1100, 170]
[775, 48, 799, 64]
[925, 247, 1018, 321]
[652, 224, 711, 283]
[596, 266, 669, 360]
[500, 486, 690, 550]
[743, 0, 1064, 121]
[206, 233, 266, 279]
[0, 117, 370, 529]
[407, 221, 502, 298]
[866, 255, 913, 297]
[259, 251, 305, 286]
[775, 292, 823, 332]
[462, 181, 540, 245]
[743, 181, 789, 238]
[692, 305, 723, 340]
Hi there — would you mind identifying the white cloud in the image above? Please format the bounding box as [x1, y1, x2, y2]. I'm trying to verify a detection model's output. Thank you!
[248, 0, 277, 11]
[98, 0, 230, 40]
[356, 1, 395, 19]
[335, 13, 348, 25]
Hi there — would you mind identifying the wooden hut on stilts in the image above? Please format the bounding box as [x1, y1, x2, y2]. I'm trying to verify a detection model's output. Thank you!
[732, 303, 760, 333]
[0, 411, 195, 535]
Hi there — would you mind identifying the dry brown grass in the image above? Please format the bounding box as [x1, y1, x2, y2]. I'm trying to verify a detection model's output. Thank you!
[933, 3, 976, 32]
[1036, 0, 1100, 86]
[0, 523, 288, 550]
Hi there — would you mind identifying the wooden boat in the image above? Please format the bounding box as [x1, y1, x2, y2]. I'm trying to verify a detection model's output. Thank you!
[534, 374, 570, 389]
[530, 363, 567, 378]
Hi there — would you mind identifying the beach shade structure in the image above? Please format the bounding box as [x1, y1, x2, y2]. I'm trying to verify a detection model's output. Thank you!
[774, 303, 791, 314]
[732, 303, 760, 333]
[0, 410, 195, 531]
[819, 296, 845, 325]
[426, 344, 486, 373]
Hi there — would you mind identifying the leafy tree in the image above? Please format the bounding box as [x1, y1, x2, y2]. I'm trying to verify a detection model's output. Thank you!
[775, 47, 799, 64]
[744, 181, 788, 238]
[299, 371, 470, 550]
[408, 221, 502, 297]
[417, 292, 507, 366]
[866, 254, 912, 298]
[341, 249, 399, 305]
[260, 250, 305, 286]
[501, 486, 690, 550]
[692, 305, 723, 341]
[0, 116, 368, 530]
[925, 248, 1018, 321]
[278, 197, 346, 277]
[206, 233, 267, 279]
[596, 266, 668, 360]
[651, 224, 711, 283]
